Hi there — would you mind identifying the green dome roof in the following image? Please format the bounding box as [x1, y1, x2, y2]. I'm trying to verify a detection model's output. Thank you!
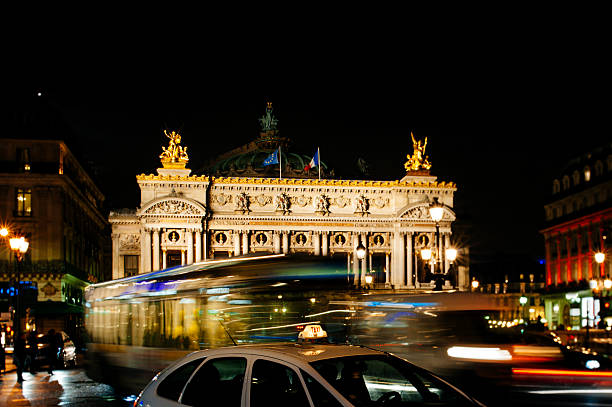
[208, 149, 327, 178]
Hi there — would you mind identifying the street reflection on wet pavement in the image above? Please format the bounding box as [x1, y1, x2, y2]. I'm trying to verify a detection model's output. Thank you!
[0, 368, 130, 407]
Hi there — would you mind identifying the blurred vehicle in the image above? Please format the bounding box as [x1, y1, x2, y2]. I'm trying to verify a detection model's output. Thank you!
[84, 254, 355, 394]
[134, 325, 485, 407]
[31, 330, 77, 370]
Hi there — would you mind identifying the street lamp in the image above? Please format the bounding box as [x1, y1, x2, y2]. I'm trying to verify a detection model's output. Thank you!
[428, 197, 445, 290]
[356, 242, 366, 260]
[8, 235, 29, 342]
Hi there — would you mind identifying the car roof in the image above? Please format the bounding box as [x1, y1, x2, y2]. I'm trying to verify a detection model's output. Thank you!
[191, 343, 385, 364]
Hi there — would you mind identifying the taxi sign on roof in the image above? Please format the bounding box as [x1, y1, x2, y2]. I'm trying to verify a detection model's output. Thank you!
[298, 324, 327, 340]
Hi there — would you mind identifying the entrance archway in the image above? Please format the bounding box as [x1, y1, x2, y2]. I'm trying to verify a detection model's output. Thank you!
[166, 250, 182, 268]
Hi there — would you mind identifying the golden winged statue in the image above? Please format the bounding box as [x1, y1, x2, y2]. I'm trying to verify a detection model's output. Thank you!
[160, 130, 189, 167]
[404, 132, 432, 172]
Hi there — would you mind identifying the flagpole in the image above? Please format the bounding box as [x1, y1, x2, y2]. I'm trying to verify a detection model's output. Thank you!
[279, 147, 282, 179]
[318, 147, 321, 180]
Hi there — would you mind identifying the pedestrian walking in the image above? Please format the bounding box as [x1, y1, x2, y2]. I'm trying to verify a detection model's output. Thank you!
[46, 329, 59, 375]
[14, 333, 27, 383]
[0, 342, 6, 374]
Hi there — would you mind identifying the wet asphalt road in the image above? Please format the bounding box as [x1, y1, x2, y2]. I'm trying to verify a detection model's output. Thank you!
[0, 364, 132, 407]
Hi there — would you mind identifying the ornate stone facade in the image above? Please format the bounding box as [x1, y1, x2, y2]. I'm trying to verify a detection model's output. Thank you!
[110, 169, 463, 289]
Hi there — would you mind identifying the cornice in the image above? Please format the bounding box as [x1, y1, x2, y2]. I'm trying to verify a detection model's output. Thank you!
[136, 174, 456, 189]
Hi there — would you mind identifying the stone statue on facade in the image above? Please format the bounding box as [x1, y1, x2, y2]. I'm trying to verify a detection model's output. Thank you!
[404, 132, 432, 172]
[235, 192, 250, 214]
[258, 102, 279, 132]
[275, 193, 291, 215]
[314, 194, 330, 215]
[354, 194, 369, 216]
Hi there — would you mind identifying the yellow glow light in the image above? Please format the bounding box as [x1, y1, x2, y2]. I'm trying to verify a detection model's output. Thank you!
[0, 228, 8, 237]
[595, 252, 605, 264]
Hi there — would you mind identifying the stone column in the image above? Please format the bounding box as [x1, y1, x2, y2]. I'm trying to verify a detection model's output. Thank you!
[565, 234, 572, 282]
[112, 234, 120, 279]
[273, 232, 281, 254]
[352, 234, 360, 286]
[234, 232, 241, 256]
[162, 249, 167, 269]
[314, 232, 321, 256]
[186, 230, 194, 265]
[392, 231, 405, 288]
[181, 250, 185, 266]
[242, 231, 249, 255]
[282, 232, 289, 254]
[322, 232, 329, 256]
[203, 231, 208, 261]
[195, 231, 202, 262]
[576, 231, 583, 281]
[406, 232, 414, 288]
[143, 230, 152, 273]
[152, 230, 160, 271]
[385, 252, 390, 285]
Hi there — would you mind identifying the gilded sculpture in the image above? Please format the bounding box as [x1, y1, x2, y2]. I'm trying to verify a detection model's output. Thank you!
[404, 132, 432, 172]
[160, 130, 189, 167]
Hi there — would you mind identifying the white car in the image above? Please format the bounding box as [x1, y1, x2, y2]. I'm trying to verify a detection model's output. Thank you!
[134, 326, 484, 407]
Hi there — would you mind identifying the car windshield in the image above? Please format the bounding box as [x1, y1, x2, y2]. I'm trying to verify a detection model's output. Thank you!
[310, 355, 468, 406]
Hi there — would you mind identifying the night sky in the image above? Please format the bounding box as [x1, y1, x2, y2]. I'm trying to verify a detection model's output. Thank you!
[5, 23, 609, 275]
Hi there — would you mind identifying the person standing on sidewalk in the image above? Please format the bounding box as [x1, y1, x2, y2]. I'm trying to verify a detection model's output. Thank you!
[45, 329, 59, 375]
[14, 333, 27, 383]
[0, 342, 5, 374]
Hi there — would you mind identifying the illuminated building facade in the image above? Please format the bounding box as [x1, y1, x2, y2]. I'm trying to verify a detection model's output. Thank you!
[110, 105, 465, 290]
[0, 139, 108, 337]
[541, 143, 612, 329]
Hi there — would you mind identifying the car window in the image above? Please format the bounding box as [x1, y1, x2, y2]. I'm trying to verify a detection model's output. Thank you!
[301, 370, 344, 407]
[312, 355, 470, 407]
[181, 357, 246, 407]
[156, 358, 204, 401]
[250, 359, 310, 407]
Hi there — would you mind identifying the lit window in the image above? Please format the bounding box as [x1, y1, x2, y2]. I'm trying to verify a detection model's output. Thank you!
[16, 188, 32, 216]
[584, 166, 591, 182]
[552, 180, 560, 194]
[572, 170, 580, 186]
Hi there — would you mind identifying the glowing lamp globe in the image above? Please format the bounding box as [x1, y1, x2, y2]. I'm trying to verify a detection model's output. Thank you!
[595, 252, 605, 264]
[421, 249, 432, 261]
[604, 279, 612, 290]
[445, 248, 458, 262]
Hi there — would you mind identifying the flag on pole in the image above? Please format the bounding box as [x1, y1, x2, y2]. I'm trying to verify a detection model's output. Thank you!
[262, 148, 279, 166]
[304, 149, 319, 171]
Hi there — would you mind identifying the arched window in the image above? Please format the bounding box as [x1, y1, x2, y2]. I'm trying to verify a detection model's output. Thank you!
[562, 175, 570, 190]
[595, 160, 604, 176]
[607, 155, 612, 172]
[553, 179, 561, 194]
[572, 170, 580, 186]
[584, 166, 591, 182]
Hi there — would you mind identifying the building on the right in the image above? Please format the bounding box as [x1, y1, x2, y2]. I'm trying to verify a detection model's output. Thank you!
[540, 143, 612, 330]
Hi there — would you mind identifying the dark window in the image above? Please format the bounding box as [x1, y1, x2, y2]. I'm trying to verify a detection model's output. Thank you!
[156, 358, 205, 401]
[124, 255, 139, 277]
[301, 370, 344, 407]
[15, 188, 32, 216]
[17, 148, 31, 172]
[250, 359, 310, 407]
[311, 356, 468, 407]
[181, 357, 246, 407]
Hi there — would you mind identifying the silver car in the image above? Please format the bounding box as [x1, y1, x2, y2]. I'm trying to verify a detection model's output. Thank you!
[134, 327, 484, 407]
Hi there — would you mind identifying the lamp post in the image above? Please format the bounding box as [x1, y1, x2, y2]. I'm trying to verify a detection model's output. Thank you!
[8, 236, 29, 343]
[356, 241, 366, 288]
[428, 198, 445, 290]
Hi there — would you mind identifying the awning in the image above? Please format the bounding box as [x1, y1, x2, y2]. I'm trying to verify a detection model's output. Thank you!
[28, 301, 84, 316]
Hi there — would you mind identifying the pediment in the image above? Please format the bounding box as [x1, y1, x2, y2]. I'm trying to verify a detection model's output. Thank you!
[140, 197, 206, 217]
[399, 203, 456, 221]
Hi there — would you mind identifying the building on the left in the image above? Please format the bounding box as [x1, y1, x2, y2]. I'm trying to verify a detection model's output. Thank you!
[0, 138, 109, 346]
